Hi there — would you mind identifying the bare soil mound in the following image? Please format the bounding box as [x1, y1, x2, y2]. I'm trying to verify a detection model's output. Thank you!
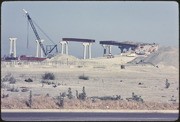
[45, 54, 79, 62]
[128, 46, 178, 68]
[143, 46, 178, 67]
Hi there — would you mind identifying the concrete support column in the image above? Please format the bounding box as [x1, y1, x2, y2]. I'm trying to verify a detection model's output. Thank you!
[14, 39, 16, 57]
[60, 41, 65, 54]
[60, 41, 68, 55]
[60, 42, 64, 54]
[102, 45, 109, 56]
[118, 47, 123, 54]
[88, 43, 92, 59]
[83, 43, 87, 59]
[83, 43, 89, 59]
[9, 38, 17, 57]
[65, 41, 68, 55]
[40, 48, 43, 57]
[36, 40, 39, 57]
[124, 48, 127, 53]
[9, 39, 12, 55]
[102, 45, 106, 56]
[121, 48, 123, 53]
[104, 48, 106, 55]
[40, 40, 44, 58]
[108, 45, 112, 54]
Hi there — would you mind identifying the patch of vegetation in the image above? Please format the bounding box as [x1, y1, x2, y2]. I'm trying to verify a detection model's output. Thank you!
[41, 80, 57, 88]
[138, 82, 143, 85]
[41, 80, 47, 83]
[45, 93, 50, 97]
[57, 93, 64, 107]
[21, 88, 29, 92]
[9, 77, 16, 84]
[2, 73, 16, 84]
[76, 86, 87, 100]
[91, 95, 122, 101]
[26, 90, 32, 108]
[77, 65, 83, 68]
[1, 82, 6, 89]
[120, 65, 125, 69]
[165, 79, 170, 88]
[7, 85, 19, 92]
[67, 87, 73, 99]
[1, 92, 9, 98]
[42, 73, 55, 80]
[169, 95, 176, 103]
[2, 73, 11, 82]
[78, 74, 89, 80]
[126, 92, 144, 103]
[25, 78, 33, 82]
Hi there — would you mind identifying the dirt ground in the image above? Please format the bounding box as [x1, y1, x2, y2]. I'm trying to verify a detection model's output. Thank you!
[1, 55, 179, 110]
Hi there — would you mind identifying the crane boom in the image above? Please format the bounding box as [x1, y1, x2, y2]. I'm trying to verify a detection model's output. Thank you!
[23, 9, 47, 56]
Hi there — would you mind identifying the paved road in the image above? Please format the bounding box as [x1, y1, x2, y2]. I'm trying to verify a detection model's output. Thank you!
[1, 112, 179, 121]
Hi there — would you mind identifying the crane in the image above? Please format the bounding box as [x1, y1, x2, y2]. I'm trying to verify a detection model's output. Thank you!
[23, 9, 57, 57]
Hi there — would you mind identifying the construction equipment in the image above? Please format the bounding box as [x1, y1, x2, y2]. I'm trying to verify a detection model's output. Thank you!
[23, 9, 57, 57]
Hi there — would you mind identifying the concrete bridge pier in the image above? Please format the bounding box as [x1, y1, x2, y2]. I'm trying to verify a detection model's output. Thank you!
[102, 45, 112, 56]
[36, 40, 44, 57]
[88, 43, 92, 59]
[60, 41, 68, 55]
[9, 38, 17, 57]
[83, 43, 91, 59]
[36, 40, 39, 57]
[109, 45, 112, 54]
[119, 46, 129, 54]
[40, 40, 44, 58]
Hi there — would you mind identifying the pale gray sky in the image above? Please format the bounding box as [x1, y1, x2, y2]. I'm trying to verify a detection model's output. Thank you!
[1, 1, 179, 58]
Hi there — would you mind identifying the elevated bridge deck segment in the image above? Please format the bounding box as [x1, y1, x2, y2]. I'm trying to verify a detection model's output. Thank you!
[62, 38, 95, 43]
[99, 41, 139, 56]
[99, 41, 138, 47]
[60, 38, 95, 59]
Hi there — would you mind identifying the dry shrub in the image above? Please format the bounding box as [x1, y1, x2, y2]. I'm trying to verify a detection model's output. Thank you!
[1, 82, 6, 88]
[31, 96, 58, 109]
[42, 73, 55, 80]
[1, 97, 29, 109]
[143, 102, 179, 110]
[6, 85, 19, 92]
[2, 73, 16, 84]
[78, 75, 89, 80]
[1, 95, 58, 109]
[24, 78, 33, 82]
[1, 96, 179, 110]
[68, 100, 179, 110]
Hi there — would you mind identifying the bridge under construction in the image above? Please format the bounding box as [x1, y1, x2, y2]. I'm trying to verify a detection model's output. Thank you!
[2, 9, 159, 61]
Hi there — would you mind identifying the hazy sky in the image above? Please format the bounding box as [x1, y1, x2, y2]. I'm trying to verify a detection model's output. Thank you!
[1, 1, 179, 58]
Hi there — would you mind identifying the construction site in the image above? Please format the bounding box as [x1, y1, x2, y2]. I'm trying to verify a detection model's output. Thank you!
[1, 9, 179, 110]
[2, 9, 159, 62]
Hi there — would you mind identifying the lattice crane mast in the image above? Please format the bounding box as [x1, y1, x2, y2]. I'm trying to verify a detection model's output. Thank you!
[23, 9, 58, 57]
